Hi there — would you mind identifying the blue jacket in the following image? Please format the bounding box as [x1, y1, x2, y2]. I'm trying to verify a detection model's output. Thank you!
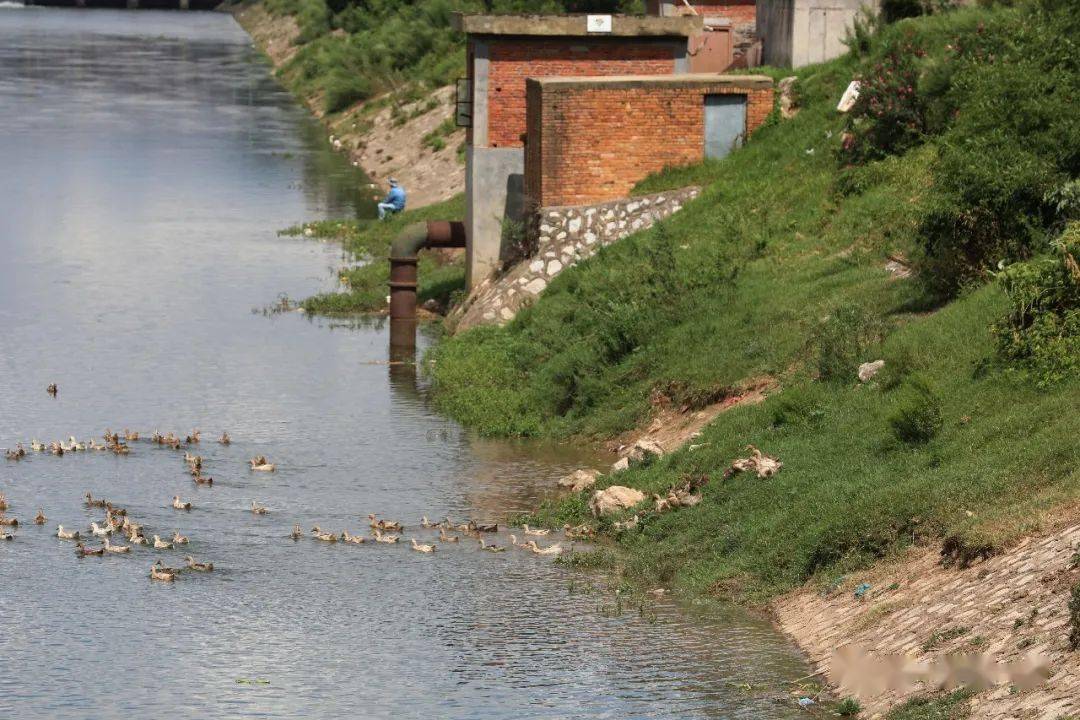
[384, 185, 406, 211]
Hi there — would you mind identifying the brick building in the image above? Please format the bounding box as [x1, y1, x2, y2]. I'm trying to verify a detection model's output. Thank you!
[524, 74, 773, 208]
[647, 0, 759, 68]
[452, 13, 701, 288]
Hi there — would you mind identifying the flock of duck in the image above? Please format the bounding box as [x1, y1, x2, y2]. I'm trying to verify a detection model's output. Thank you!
[2, 384, 592, 582]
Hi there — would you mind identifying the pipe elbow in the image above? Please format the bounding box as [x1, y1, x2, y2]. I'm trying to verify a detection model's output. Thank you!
[389, 222, 431, 260]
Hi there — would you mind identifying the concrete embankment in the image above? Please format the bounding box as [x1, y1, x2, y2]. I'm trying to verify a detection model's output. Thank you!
[230, 2, 464, 208]
[774, 518, 1080, 718]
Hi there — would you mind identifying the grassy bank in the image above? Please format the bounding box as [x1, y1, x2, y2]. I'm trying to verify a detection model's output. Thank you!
[285, 193, 466, 314]
[430, 0, 1080, 602]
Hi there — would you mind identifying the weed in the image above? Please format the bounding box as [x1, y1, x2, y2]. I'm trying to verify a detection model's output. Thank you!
[888, 375, 943, 444]
[837, 697, 862, 716]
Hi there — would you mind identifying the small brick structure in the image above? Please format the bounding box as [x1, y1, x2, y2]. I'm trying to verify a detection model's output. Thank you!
[524, 74, 773, 208]
[453, 13, 701, 289]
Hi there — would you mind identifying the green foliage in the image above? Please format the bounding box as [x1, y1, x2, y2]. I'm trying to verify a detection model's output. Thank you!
[991, 226, 1080, 386]
[837, 697, 862, 717]
[886, 690, 973, 720]
[426, 5, 1080, 602]
[266, 0, 646, 113]
[888, 375, 943, 444]
[812, 304, 886, 382]
[840, 35, 928, 163]
[298, 194, 466, 315]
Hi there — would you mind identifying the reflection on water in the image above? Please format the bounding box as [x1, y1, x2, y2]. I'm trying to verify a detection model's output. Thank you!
[0, 8, 809, 719]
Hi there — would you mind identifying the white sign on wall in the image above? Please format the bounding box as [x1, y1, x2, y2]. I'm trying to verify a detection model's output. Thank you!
[586, 14, 612, 32]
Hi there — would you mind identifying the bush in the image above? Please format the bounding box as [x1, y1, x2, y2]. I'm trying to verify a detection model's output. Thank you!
[812, 304, 885, 383]
[840, 35, 928, 164]
[770, 383, 828, 427]
[888, 375, 943, 444]
[992, 227, 1080, 386]
[323, 70, 373, 113]
[837, 697, 862, 716]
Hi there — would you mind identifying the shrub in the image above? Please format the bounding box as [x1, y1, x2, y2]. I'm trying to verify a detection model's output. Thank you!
[323, 70, 373, 113]
[839, 35, 928, 164]
[992, 227, 1080, 386]
[837, 697, 862, 716]
[888, 375, 943, 444]
[812, 304, 885, 383]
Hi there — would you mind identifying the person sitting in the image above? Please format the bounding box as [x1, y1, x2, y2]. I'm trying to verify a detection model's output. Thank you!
[377, 178, 406, 220]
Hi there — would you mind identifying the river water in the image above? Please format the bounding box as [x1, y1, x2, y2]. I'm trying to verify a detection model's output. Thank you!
[0, 8, 809, 719]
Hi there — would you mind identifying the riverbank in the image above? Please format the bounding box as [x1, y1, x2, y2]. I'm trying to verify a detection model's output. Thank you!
[422, 2, 1080, 715]
[230, 1, 464, 208]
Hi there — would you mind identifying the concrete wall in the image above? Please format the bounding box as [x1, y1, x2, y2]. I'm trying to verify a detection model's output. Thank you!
[758, 0, 878, 67]
[524, 74, 773, 208]
[465, 146, 525, 289]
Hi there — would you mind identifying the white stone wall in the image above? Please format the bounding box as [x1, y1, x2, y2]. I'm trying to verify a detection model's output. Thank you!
[449, 186, 700, 332]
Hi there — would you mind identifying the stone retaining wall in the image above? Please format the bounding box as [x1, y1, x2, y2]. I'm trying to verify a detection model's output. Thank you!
[449, 185, 699, 332]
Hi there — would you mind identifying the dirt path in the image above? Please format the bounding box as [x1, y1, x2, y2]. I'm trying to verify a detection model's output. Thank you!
[231, 3, 464, 209]
[774, 522, 1080, 718]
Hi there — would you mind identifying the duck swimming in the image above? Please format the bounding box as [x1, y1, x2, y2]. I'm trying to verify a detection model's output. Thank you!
[0, 531, 13, 541]
[30, 439, 45, 452]
[410, 538, 436, 553]
[0, 494, 7, 511]
[150, 562, 177, 582]
[184, 556, 213, 572]
[522, 524, 550, 537]
[171, 530, 189, 545]
[104, 538, 130, 554]
[34, 509, 46, 525]
[477, 538, 505, 553]
[75, 542, 105, 557]
[90, 521, 111, 537]
[0, 516, 18, 528]
[85, 492, 107, 508]
[171, 496, 192, 511]
[372, 529, 399, 544]
[525, 540, 565, 556]
[219, 431, 231, 445]
[251, 501, 269, 515]
[310, 526, 338, 542]
[56, 525, 80, 540]
[290, 523, 303, 540]
[341, 529, 367, 544]
[438, 529, 459, 543]
[249, 456, 275, 472]
[153, 535, 173, 550]
[368, 514, 403, 532]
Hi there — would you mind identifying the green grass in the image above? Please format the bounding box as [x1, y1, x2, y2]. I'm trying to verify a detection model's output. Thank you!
[427, 4, 1080, 602]
[886, 690, 973, 720]
[290, 193, 466, 315]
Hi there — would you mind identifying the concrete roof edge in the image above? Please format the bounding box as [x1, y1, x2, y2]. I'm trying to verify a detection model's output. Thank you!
[451, 12, 703, 37]
[528, 73, 775, 89]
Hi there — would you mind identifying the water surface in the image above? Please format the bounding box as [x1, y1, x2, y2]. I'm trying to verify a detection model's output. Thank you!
[0, 9, 810, 718]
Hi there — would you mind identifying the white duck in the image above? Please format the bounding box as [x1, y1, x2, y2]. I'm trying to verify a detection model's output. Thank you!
[410, 538, 436, 553]
[90, 522, 112, 537]
[525, 540, 565, 556]
[522, 524, 550, 537]
[104, 537, 130, 553]
[57, 525, 81, 540]
[153, 535, 173, 550]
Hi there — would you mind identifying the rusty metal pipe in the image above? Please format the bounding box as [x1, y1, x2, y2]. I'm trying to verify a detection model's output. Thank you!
[388, 220, 466, 321]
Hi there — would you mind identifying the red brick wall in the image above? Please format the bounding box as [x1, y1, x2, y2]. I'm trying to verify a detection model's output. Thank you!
[483, 38, 679, 148]
[526, 79, 773, 207]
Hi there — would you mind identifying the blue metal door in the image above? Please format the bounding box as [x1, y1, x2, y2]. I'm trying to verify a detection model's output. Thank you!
[704, 94, 746, 159]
